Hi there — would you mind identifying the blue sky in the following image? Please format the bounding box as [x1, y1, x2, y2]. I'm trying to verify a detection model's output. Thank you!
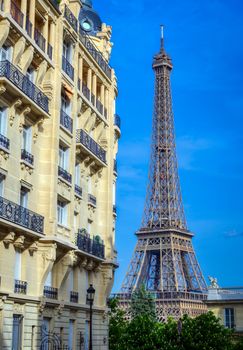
[95, 0, 243, 291]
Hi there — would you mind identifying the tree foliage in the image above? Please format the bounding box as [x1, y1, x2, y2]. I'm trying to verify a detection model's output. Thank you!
[109, 296, 243, 350]
[130, 284, 156, 320]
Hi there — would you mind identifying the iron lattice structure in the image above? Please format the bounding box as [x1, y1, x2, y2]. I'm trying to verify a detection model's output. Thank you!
[118, 31, 208, 321]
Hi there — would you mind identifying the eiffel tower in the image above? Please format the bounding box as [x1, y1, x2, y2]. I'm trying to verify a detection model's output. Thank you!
[117, 27, 208, 321]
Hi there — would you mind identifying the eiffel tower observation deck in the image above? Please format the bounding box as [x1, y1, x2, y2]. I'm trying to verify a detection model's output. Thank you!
[115, 27, 208, 321]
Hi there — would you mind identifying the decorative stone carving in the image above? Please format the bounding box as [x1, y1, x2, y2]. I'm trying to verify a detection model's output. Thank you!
[19, 106, 31, 132]
[20, 45, 34, 74]
[0, 20, 10, 49]
[36, 60, 48, 87]
[20, 161, 34, 175]
[28, 241, 38, 256]
[86, 260, 94, 271]
[3, 232, 15, 248]
[0, 83, 6, 95]
[0, 296, 7, 310]
[9, 99, 22, 126]
[208, 276, 219, 289]
[42, 243, 57, 263]
[77, 96, 83, 117]
[62, 250, 78, 267]
[13, 37, 26, 67]
[56, 302, 65, 317]
[13, 235, 25, 250]
[39, 297, 46, 314]
[13, 303, 24, 313]
[79, 257, 88, 269]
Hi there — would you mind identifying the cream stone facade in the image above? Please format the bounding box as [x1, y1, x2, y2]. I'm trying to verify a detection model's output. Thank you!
[207, 287, 243, 337]
[0, 0, 120, 348]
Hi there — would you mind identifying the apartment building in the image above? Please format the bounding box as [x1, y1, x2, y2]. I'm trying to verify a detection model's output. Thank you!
[0, 0, 120, 348]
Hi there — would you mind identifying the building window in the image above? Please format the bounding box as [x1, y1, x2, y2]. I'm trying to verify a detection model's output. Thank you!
[45, 271, 52, 287]
[0, 45, 11, 61]
[26, 66, 35, 82]
[42, 317, 51, 345]
[61, 93, 71, 115]
[75, 163, 80, 186]
[59, 145, 69, 171]
[22, 125, 32, 153]
[225, 308, 235, 329]
[68, 320, 75, 349]
[0, 107, 7, 136]
[0, 174, 5, 197]
[20, 186, 29, 208]
[57, 199, 68, 226]
[63, 40, 72, 62]
[12, 314, 23, 350]
[14, 250, 22, 280]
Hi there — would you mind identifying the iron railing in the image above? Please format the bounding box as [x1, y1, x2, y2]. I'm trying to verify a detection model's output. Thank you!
[0, 133, 9, 150]
[47, 43, 53, 60]
[64, 5, 78, 32]
[10, 0, 23, 27]
[25, 16, 32, 37]
[113, 159, 117, 174]
[62, 55, 74, 80]
[14, 279, 27, 294]
[114, 114, 121, 129]
[82, 83, 90, 100]
[58, 166, 72, 184]
[75, 184, 82, 197]
[70, 291, 79, 303]
[0, 195, 44, 234]
[76, 230, 105, 259]
[0, 60, 49, 113]
[76, 129, 106, 164]
[34, 28, 46, 52]
[88, 194, 96, 207]
[60, 110, 73, 133]
[21, 149, 34, 165]
[43, 286, 58, 299]
[112, 291, 207, 301]
[79, 27, 112, 80]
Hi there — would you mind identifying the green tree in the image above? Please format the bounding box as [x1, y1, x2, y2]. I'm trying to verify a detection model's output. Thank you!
[108, 298, 128, 350]
[130, 285, 156, 320]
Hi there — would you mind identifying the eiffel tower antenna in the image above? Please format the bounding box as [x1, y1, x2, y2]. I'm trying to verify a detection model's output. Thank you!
[116, 28, 208, 321]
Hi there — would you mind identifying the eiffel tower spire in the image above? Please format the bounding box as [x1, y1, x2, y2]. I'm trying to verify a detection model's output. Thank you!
[117, 28, 208, 321]
[141, 26, 186, 231]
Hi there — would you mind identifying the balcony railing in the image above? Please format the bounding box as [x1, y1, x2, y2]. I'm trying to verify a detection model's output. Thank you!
[21, 149, 34, 166]
[58, 166, 72, 184]
[60, 110, 73, 133]
[114, 114, 121, 129]
[96, 99, 103, 115]
[25, 16, 33, 37]
[76, 129, 106, 164]
[43, 286, 58, 299]
[64, 5, 78, 32]
[75, 184, 82, 197]
[112, 291, 207, 302]
[0, 60, 49, 113]
[14, 279, 27, 294]
[10, 1, 24, 27]
[113, 159, 117, 174]
[70, 291, 79, 303]
[34, 28, 46, 52]
[82, 83, 90, 100]
[47, 43, 53, 60]
[62, 55, 74, 80]
[0, 133, 9, 150]
[79, 27, 112, 80]
[88, 194, 96, 207]
[0, 195, 44, 234]
[76, 230, 105, 259]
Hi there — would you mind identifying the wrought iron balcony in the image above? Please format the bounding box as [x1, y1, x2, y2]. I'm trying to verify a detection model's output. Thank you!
[64, 5, 78, 32]
[88, 194, 96, 207]
[47, 43, 53, 60]
[25, 16, 32, 37]
[0, 60, 49, 113]
[82, 83, 90, 100]
[76, 230, 105, 259]
[62, 55, 74, 80]
[21, 149, 34, 166]
[75, 184, 82, 197]
[10, 0, 23, 27]
[0, 195, 44, 234]
[60, 110, 73, 133]
[34, 28, 46, 52]
[113, 159, 117, 174]
[96, 99, 103, 115]
[114, 114, 121, 129]
[43, 286, 58, 300]
[76, 129, 106, 165]
[113, 205, 117, 215]
[79, 27, 112, 80]
[58, 166, 72, 184]
[14, 279, 27, 294]
[0, 133, 9, 150]
[70, 291, 79, 303]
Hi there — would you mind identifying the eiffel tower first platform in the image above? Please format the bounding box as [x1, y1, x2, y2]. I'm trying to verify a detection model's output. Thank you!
[115, 28, 208, 321]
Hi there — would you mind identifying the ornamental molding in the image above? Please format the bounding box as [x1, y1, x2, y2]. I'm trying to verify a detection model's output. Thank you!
[42, 243, 57, 263]
[3, 231, 15, 248]
[13, 235, 25, 251]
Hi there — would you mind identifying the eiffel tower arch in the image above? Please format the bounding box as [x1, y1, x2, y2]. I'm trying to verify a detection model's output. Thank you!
[115, 27, 208, 321]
